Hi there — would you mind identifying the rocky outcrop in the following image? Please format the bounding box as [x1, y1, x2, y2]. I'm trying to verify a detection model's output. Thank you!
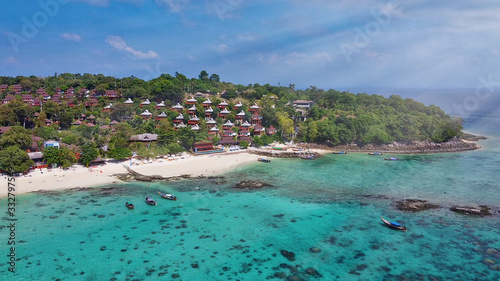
[279, 249, 296, 261]
[233, 180, 274, 190]
[395, 199, 440, 212]
[449, 205, 493, 216]
[303, 136, 482, 154]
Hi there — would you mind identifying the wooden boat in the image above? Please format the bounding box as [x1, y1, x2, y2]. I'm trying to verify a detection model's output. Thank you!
[145, 196, 157, 205]
[272, 147, 284, 150]
[125, 202, 134, 209]
[384, 157, 399, 161]
[301, 155, 315, 160]
[332, 151, 347, 154]
[368, 152, 383, 155]
[258, 158, 271, 163]
[381, 216, 407, 231]
[159, 192, 177, 200]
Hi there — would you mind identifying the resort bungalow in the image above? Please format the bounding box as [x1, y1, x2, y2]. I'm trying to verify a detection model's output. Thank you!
[218, 136, 238, 146]
[155, 101, 166, 109]
[218, 100, 228, 109]
[188, 115, 200, 125]
[44, 140, 60, 149]
[187, 105, 197, 116]
[205, 106, 214, 119]
[0, 84, 8, 93]
[292, 100, 314, 108]
[202, 98, 212, 109]
[236, 110, 246, 124]
[72, 120, 83, 126]
[239, 121, 251, 130]
[251, 114, 262, 126]
[253, 125, 265, 136]
[206, 118, 216, 127]
[209, 126, 219, 135]
[36, 87, 46, 95]
[222, 120, 234, 130]
[124, 98, 134, 105]
[218, 108, 231, 119]
[234, 101, 244, 109]
[191, 124, 200, 131]
[222, 129, 236, 137]
[104, 90, 120, 99]
[130, 133, 158, 142]
[110, 120, 119, 126]
[140, 99, 151, 107]
[140, 110, 153, 119]
[249, 103, 260, 114]
[156, 112, 168, 120]
[85, 98, 99, 107]
[103, 103, 113, 112]
[267, 125, 278, 136]
[172, 103, 184, 112]
[193, 140, 214, 153]
[174, 113, 184, 124]
[185, 96, 197, 105]
[2, 95, 15, 104]
[175, 122, 187, 129]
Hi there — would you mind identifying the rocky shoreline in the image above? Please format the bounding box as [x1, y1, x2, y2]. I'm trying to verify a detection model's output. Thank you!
[303, 135, 486, 154]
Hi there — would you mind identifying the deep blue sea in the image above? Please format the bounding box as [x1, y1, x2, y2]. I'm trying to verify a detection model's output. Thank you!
[1, 92, 499, 280]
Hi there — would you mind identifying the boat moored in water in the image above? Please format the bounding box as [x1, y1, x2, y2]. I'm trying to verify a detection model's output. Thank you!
[125, 202, 134, 209]
[301, 155, 315, 160]
[381, 216, 407, 231]
[159, 192, 177, 200]
[384, 157, 398, 161]
[258, 158, 271, 163]
[369, 152, 383, 155]
[145, 196, 157, 205]
[332, 151, 347, 154]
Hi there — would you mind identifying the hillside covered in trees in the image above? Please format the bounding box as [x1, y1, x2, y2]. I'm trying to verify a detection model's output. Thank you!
[0, 72, 463, 172]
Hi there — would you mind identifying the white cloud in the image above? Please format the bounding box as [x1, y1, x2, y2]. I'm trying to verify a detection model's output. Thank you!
[187, 54, 197, 61]
[236, 33, 259, 42]
[258, 53, 280, 64]
[214, 44, 229, 54]
[5, 57, 19, 64]
[61, 33, 82, 42]
[105, 35, 159, 59]
[155, 0, 190, 12]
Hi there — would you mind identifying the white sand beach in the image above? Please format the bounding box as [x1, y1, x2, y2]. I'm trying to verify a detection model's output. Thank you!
[0, 152, 259, 198]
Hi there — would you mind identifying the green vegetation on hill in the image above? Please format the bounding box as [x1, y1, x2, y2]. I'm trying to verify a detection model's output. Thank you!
[0, 71, 463, 173]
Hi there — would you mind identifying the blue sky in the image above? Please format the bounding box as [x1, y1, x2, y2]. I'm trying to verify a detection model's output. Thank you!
[1, 0, 500, 89]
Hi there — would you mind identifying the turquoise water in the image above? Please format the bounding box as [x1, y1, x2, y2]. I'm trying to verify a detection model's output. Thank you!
[1, 114, 500, 280]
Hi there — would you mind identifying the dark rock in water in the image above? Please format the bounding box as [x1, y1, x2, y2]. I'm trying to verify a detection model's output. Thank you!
[234, 180, 274, 190]
[356, 264, 368, 271]
[325, 236, 336, 245]
[279, 263, 298, 273]
[449, 205, 492, 216]
[286, 276, 303, 281]
[309, 247, 321, 253]
[395, 199, 440, 212]
[273, 214, 285, 218]
[191, 263, 199, 269]
[279, 250, 296, 261]
[354, 252, 365, 259]
[273, 272, 287, 279]
[171, 273, 180, 278]
[305, 267, 322, 277]
[100, 246, 106, 251]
